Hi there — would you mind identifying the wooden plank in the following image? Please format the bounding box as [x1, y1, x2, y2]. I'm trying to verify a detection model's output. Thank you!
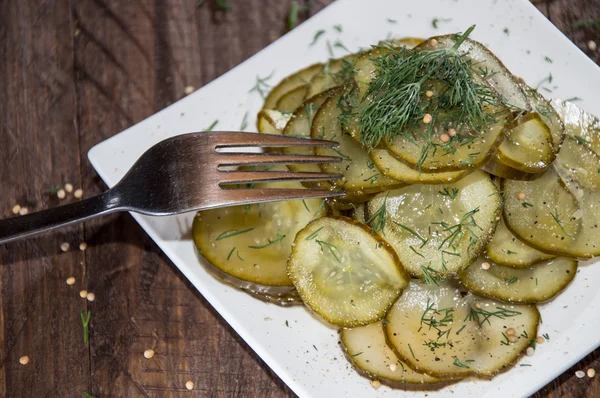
[0, 0, 90, 396]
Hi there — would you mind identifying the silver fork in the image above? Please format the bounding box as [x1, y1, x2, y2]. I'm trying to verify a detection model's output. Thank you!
[0, 131, 344, 244]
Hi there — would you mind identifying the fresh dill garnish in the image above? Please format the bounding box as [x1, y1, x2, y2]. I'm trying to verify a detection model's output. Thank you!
[305, 226, 324, 241]
[408, 343, 416, 359]
[305, 103, 320, 129]
[83, 392, 97, 398]
[205, 120, 219, 131]
[439, 187, 459, 200]
[302, 199, 310, 212]
[394, 221, 428, 245]
[419, 299, 454, 338]
[215, 0, 230, 9]
[351, 352, 363, 357]
[409, 246, 425, 258]
[424, 340, 446, 352]
[432, 17, 452, 29]
[227, 247, 236, 260]
[520, 364, 532, 367]
[326, 39, 334, 57]
[536, 73, 553, 89]
[520, 330, 528, 338]
[236, 250, 244, 261]
[364, 174, 379, 184]
[420, 266, 443, 285]
[332, 147, 352, 161]
[80, 310, 92, 344]
[311, 29, 326, 46]
[285, 320, 289, 327]
[507, 276, 518, 284]
[433, 207, 481, 253]
[333, 39, 351, 53]
[522, 201, 533, 208]
[216, 228, 255, 240]
[314, 199, 326, 216]
[575, 135, 590, 146]
[506, 250, 517, 255]
[316, 240, 341, 262]
[550, 208, 576, 239]
[574, 18, 600, 29]
[358, 25, 502, 155]
[500, 332, 510, 345]
[45, 185, 64, 194]
[464, 306, 521, 327]
[367, 193, 389, 233]
[381, 318, 390, 324]
[455, 324, 467, 335]
[543, 333, 549, 340]
[249, 72, 274, 98]
[239, 112, 249, 130]
[544, 56, 553, 63]
[387, 18, 397, 24]
[333, 24, 343, 32]
[503, 27, 510, 35]
[565, 96, 583, 102]
[288, 1, 300, 30]
[453, 358, 470, 368]
[248, 233, 286, 249]
[313, 345, 318, 351]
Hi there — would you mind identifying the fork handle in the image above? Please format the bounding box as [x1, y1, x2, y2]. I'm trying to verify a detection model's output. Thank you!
[0, 190, 123, 245]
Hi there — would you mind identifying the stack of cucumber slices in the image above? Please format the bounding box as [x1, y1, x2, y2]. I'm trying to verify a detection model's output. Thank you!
[193, 29, 600, 389]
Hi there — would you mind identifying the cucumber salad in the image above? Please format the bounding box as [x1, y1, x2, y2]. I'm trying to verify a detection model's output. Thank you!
[193, 27, 600, 388]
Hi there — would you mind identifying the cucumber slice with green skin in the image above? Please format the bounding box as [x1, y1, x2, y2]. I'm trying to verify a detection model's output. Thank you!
[341, 321, 441, 385]
[275, 85, 309, 112]
[371, 148, 468, 184]
[486, 217, 556, 268]
[282, 87, 342, 187]
[312, 95, 402, 194]
[459, 256, 577, 303]
[385, 282, 539, 378]
[193, 181, 327, 288]
[551, 98, 600, 153]
[493, 113, 555, 173]
[367, 170, 501, 279]
[256, 110, 292, 135]
[288, 216, 409, 327]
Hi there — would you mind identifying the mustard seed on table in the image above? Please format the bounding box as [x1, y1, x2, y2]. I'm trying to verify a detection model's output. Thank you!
[79, 242, 88, 251]
[64, 183, 73, 193]
[12, 204, 21, 215]
[66, 277, 76, 285]
[57, 189, 66, 199]
[185, 381, 194, 390]
[19, 207, 28, 216]
[19, 356, 29, 365]
[60, 242, 70, 252]
[74, 189, 83, 199]
[86, 292, 95, 302]
[144, 349, 155, 359]
[79, 290, 88, 298]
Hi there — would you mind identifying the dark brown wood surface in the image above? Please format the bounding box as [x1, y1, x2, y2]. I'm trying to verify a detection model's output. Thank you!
[0, 0, 599, 397]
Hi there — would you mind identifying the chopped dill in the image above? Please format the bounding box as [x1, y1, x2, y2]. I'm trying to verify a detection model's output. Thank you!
[305, 226, 324, 241]
[367, 192, 389, 233]
[432, 17, 452, 29]
[439, 187, 459, 200]
[311, 29, 326, 46]
[248, 233, 286, 249]
[507, 276, 518, 284]
[316, 240, 341, 262]
[464, 306, 521, 327]
[249, 72, 274, 98]
[205, 119, 219, 131]
[239, 112, 249, 130]
[216, 228, 255, 240]
[453, 358, 470, 368]
[550, 208, 576, 239]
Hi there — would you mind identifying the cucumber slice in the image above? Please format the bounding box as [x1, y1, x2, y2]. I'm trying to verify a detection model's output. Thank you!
[503, 166, 582, 256]
[246, 289, 303, 307]
[282, 87, 341, 187]
[341, 321, 441, 384]
[306, 55, 357, 99]
[312, 94, 402, 194]
[385, 282, 539, 378]
[459, 256, 577, 303]
[275, 85, 309, 112]
[371, 148, 468, 184]
[486, 217, 555, 268]
[552, 98, 600, 153]
[256, 109, 292, 135]
[494, 113, 555, 173]
[288, 216, 409, 327]
[193, 180, 327, 288]
[526, 88, 564, 151]
[367, 170, 501, 279]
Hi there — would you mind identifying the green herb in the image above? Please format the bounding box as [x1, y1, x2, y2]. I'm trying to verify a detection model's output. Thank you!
[248, 233, 286, 249]
[333, 24, 343, 32]
[351, 352, 363, 357]
[409, 246, 425, 258]
[394, 221, 428, 245]
[288, 1, 300, 30]
[550, 208, 576, 239]
[326, 40, 334, 57]
[305, 226, 324, 241]
[381, 318, 390, 325]
[520, 330, 528, 339]
[507, 276, 518, 285]
[227, 247, 236, 260]
[522, 201, 533, 208]
[316, 240, 341, 262]
[311, 29, 326, 46]
[455, 324, 467, 335]
[367, 192, 389, 234]
[419, 299, 454, 337]
[520, 364, 532, 367]
[357, 25, 501, 151]
[45, 185, 63, 194]
[507, 250, 517, 255]
[500, 332, 510, 346]
[83, 392, 97, 398]
[387, 18, 397, 24]
[453, 358, 470, 369]
[408, 343, 416, 359]
[80, 310, 92, 344]
[313, 344, 318, 351]
[302, 199, 311, 212]
[575, 135, 590, 146]
[216, 228, 255, 240]
[420, 266, 443, 286]
[305, 103, 320, 130]
[286, 320, 289, 327]
[424, 340, 446, 352]
[249, 72, 274, 98]
[544, 56, 553, 63]
[215, 0, 230, 9]
[314, 199, 325, 216]
[536, 73, 553, 89]
[333, 39, 351, 53]
[363, 174, 379, 184]
[332, 147, 352, 161]
[205, 119, 219, 131]
[432, 17, 452, 29]
[240, 112, 249, 130]
[434, 207, 482, 253]
[503, 27, 510, 35]
[439, 187, 459, 200]
[565, 96, 583, 102]
[535, 278, 538, 286]
[574, 18, 600, 29]
[464, 306, 522, 327]
[236, 250, 244, 262]
[542, 333, 549, 340]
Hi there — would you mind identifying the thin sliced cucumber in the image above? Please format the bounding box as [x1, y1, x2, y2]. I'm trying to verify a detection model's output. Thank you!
[371, 148, 468, 184]
[193, 180, 327, 288]
[526, 87, 564, 151]
[551, 98, 600, 153]
[367, 170, 501, 279]
[306, 55, 357, 99]
[282, 87, 342, 187]
[459, 256, 577, 303]
[494, 113, 555, 173]
[288, 217, 409, 327]
[256, 109, 292, 135]
[385, 282, 539, 378]
[275, 85, 309, 112]
[341, 321, 441, 384]
[486, 217, 555, 268]
[312, 94, 402, 194]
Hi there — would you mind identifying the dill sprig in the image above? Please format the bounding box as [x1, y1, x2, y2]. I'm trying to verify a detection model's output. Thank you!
[464, 305, 521, 327]
[419, 299, 454, 339]
[366, 192, 389, 233]
[248, 233, 286, 249]
[80, 310, 92, 344]
[433, 207, 482, 253]
[316, 240, 341, 262]
[550, 208, 577, 239]
[357, 25, 501, 150]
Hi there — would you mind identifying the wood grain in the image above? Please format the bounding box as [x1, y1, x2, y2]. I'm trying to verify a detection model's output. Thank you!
[0, 0, 599, 397]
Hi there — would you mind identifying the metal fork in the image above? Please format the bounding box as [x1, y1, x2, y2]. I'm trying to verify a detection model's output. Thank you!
[0, 131, 344, 244]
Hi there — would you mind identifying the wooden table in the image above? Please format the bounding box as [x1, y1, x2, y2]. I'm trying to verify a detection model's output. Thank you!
[1, 0, 599, 396]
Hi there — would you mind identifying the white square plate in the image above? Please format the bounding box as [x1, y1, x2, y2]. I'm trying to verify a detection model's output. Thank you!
[88, 1, 600, 397]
